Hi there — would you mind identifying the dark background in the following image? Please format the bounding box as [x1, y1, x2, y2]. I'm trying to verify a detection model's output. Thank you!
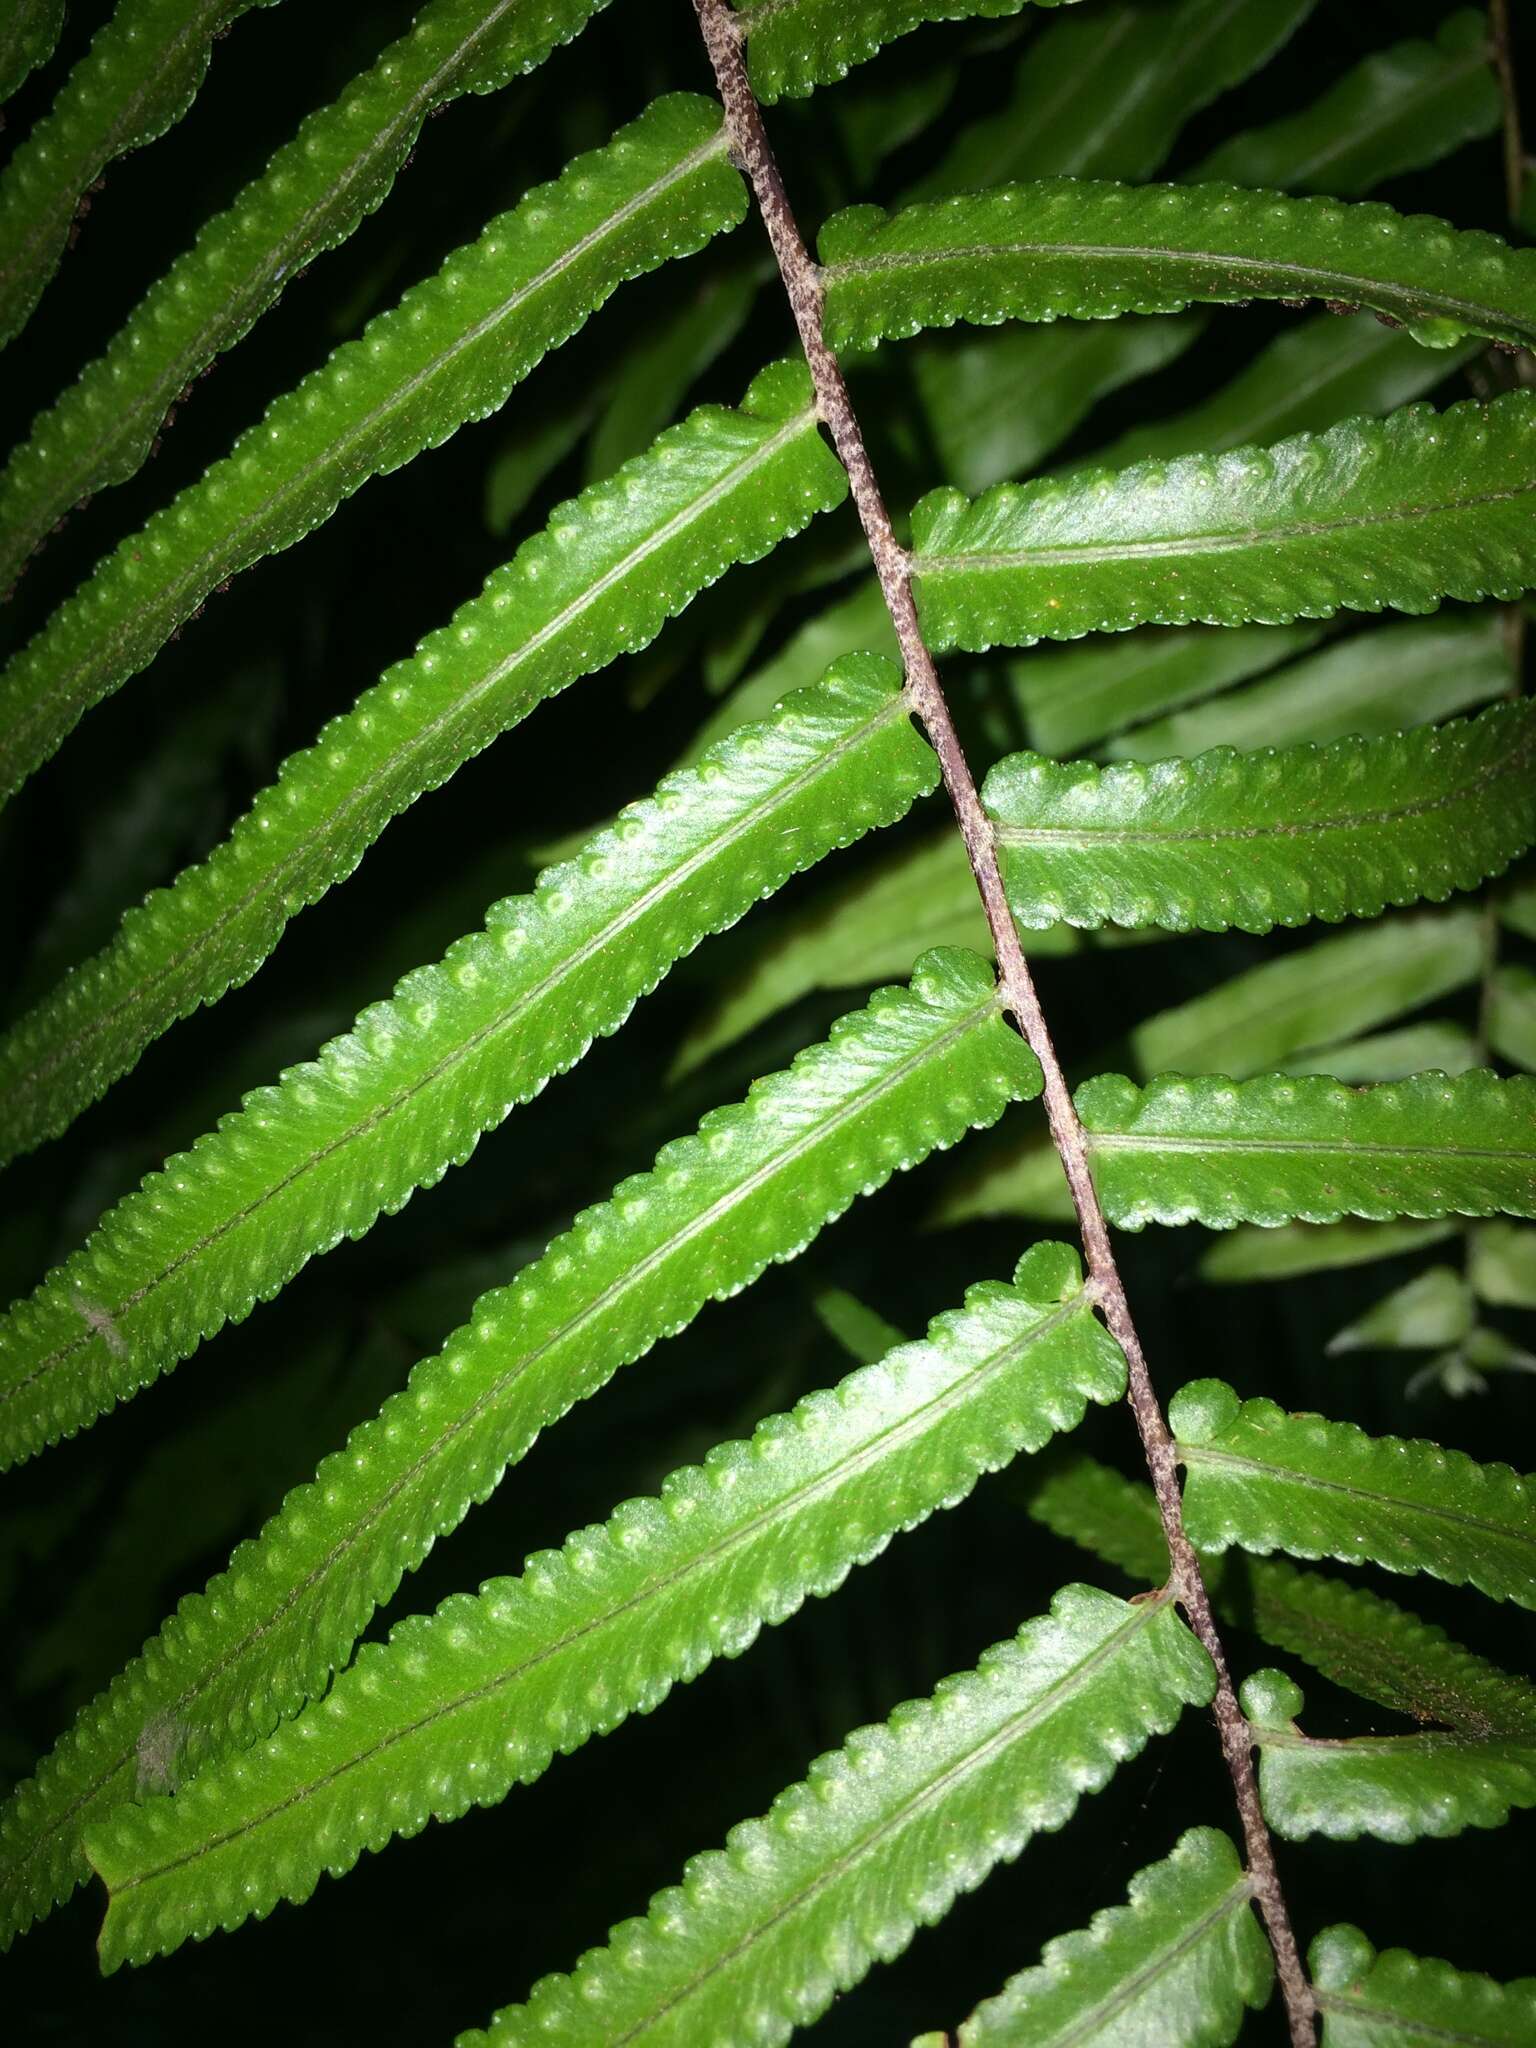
[2, 1, 1533, 2040]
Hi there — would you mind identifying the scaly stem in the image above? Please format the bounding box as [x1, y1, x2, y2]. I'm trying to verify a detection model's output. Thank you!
[688, 4, 1315, 2040]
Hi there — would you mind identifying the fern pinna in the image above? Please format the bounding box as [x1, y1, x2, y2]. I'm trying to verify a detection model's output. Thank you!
[0, 1, 1533, 2043]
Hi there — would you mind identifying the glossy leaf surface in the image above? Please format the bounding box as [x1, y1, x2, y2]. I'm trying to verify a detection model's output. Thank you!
[740, 0, 1075, 103]
[1310, 1926, 1536, 2048]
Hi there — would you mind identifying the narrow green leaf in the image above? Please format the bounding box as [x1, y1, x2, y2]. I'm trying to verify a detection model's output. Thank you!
[1327, 1268, 1475, 1354]
[0, 0, 64, 105]
[1027, 1452, 1536, 1730]
[946, 1827, 1271, 2048]
[1470, 1222, 1536, 1309]
[1489, 963, 1536, 1072]
[0, 0, 283, 348]
[460, 1587, 1212, 2047]
[0, 656, 937, 1466]
[1106, 611, 1515, 761]
[821, 181, 1536, 356]
[1080, 311, 1482, 483]
[1171, 1378, 1536, 1606]
[0, 359, 845, 1162]
[1078, 1069, 1536, 1230]
[984, 703, 1536, 935]
[1011, 621, 1324, 759]
[1244, 1669, 1536, 1843]
[812, 1287, 907, 1366]
[1131, 912, 1484, 1079]
[1201, 1219, 1459, 1284]
[1310, 1925, 1536, 2047]
[1196, 11, 1499, 197]
[739, 0, 1077, 104]
[0, 952, 1038, 1943]
[0, 0, 617, 593]
[914, 0, 1314, 197]
[87, 1243, 1124, 1967]
[911, 392, 1536, 652]
[0, 93, 744, 804]
[1502, 870, 1536, 941]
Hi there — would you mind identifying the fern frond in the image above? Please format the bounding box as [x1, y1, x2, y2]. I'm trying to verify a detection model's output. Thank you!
[1105, 612, 1515, 761]
[0, 0, 616, 592]
[1195, 10, 1499, 197]
[0, 656, 937, 1464]
[821, 180, 1536, 354]
[1326, 1266, 1473, 1353]
[0, 359, 843, 1163]
[911, 393, 1536, 650]
[1282, 1024, 1481, 1085]
[1243, 1670, 1536, 1843]
[1026, 1453, 1536, 1729]
[1200, 1219, 1459, 1283]
[0, 0, 281, 348]
[1470, 1223, 1536, 1310]
[460, 1587, 1213, 2047]
[85, 1242, 1123, 1966]
[913, 0, 1314, 197]
[0, 0, 63, 105]
[984, 704, 1535, 934]
[0, 952, 1037, 1943]
[0, 93, 744, 802]
[1503, 871, 1536, 941]
[738, 0, 1076, 104]
[1309, 1925, 1536, 2047]
[1077, 1069, 1536, 1229]
[939, 1827, 1271, 2048]
[1013, 620, 1324, 758]
[1170, 1379, 1536, 1606]
[1130, 912, 1484, 1077]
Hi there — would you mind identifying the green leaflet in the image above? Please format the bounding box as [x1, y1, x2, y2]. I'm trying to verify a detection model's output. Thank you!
[738, 0, 1077, 104]
[983, 703, 1536, 935]
[820, 180, 1536, 356]
[1489, 964, 1536, 1072]
[1201, 1219, 1459, 1283]
[86, 1243, 1125, 1966]
[0, 0, 64, 105]
[1502, 870, 1536, 942]
[1080, 312, 1482, 483]
[460, 1587, 1212, 2047]
[943, 1828, 1271, 2048]
[0, 359, 844, 1163]
[1077, 1070, 1536, 1230]
[1310, 1926, 1536, 2048]
[1106, 612, 1515, 760]
[1171, 1379, 1536, 1607]
[1012, 621, 1323, 758]
[1280, 1024, 1481, 1085]
[0, 0, 617, 594]
[913, 0, 1315, 197]
[910, 392, 1536, 652]
[1243, 1671, 1536, 1844]
[1197, 11, 1500, 198]
[1131, 911, 1485, 1078]
[0, 93, 743, 804]
[0, 0, 284, 348]
[1026, 1453, 1536, 1731]
[0, 952, 1038, 1945]
[0, 655, 936, 1466]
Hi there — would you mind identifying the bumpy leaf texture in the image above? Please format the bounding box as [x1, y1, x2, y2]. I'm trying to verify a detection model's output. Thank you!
[461, 1589, 1212, 2047]
[1171, 1379, 1536, 1606]
[0, 0, 618, 591]
[86, 1243, 1123, 1965]
[0, 954, 1038, 1943]
[983, 701, 1535, 933]
[0, 92, 745, 801]
[0, 0, 64, 105]
[739, 0, 1077, 103]
[910, 392, 1536, 649]
[1309, 1925, 1536, 2047]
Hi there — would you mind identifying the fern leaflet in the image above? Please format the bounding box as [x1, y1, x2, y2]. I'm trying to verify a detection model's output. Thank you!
[0, 0, 63, 105]
[739, 0, 1076, 104]
[1309, 1925, 1536, 2047]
